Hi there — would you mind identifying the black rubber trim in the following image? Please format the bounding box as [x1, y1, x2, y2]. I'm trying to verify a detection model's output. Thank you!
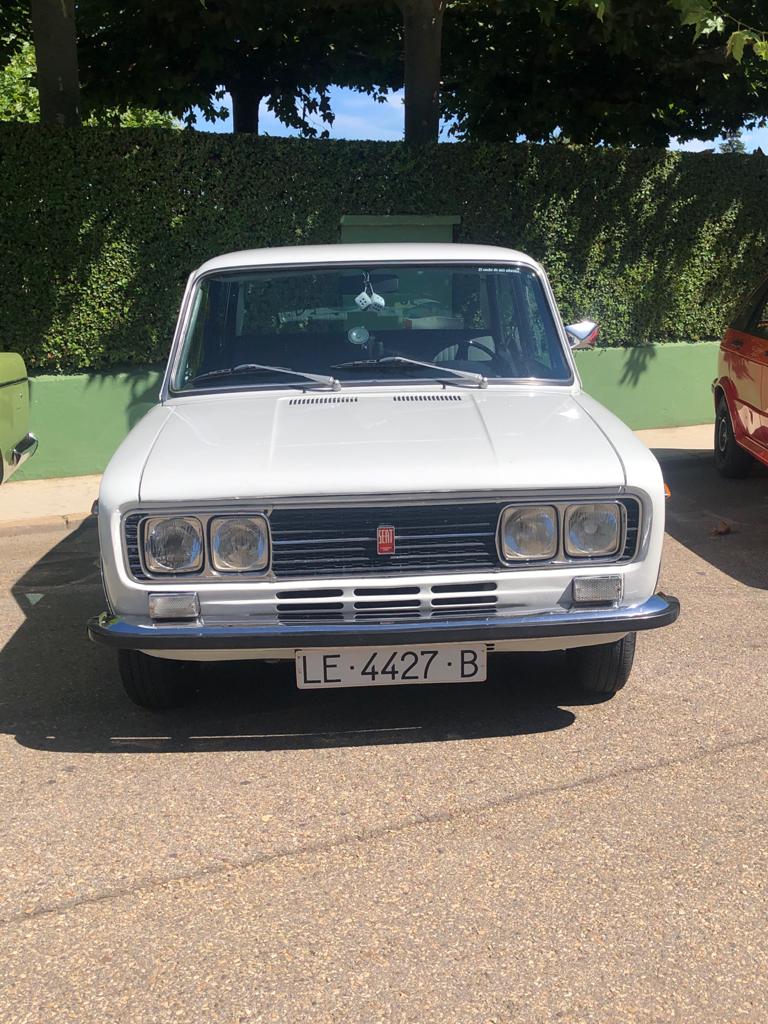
[0, 377, 27, 389]
[88, 593, 680, 651]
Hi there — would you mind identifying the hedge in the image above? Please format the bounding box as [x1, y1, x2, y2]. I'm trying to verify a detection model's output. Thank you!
[1, 124, 767, 373]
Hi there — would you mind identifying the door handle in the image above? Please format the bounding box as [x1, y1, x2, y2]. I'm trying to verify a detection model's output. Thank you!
[731, 339, 743, 349]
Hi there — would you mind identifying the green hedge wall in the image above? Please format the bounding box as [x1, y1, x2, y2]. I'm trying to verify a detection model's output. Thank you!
[1, 124, 767, 373]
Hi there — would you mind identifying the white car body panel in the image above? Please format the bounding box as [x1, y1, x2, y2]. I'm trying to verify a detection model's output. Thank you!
[135, 388, 625, 503]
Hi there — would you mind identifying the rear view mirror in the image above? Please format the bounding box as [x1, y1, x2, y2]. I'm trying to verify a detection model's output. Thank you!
[342, 273, 400, 295]
[565, 320, 599, 350]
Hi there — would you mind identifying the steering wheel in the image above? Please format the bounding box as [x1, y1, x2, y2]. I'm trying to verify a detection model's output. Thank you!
[443, 336, 512, 373]
[463, 337, 498, 360]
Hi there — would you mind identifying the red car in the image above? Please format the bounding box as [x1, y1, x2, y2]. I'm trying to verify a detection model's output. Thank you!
[714, 273, 768, 477]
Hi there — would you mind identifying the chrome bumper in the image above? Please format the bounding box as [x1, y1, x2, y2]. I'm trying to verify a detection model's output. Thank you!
[11, 432, 38, 469]
[88, 593, 680, 651]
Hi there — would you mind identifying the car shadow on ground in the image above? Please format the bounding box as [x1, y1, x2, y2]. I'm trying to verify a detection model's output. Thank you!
[657, 445, 768, 590]
[0, 520, 601, 755]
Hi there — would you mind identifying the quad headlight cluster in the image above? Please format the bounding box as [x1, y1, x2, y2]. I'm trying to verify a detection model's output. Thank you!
[498, 502, 623, 562]
[143, 515, 270, 575]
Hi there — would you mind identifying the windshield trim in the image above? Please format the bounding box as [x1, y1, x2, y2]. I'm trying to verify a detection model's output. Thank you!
[162, 259, 576, 400]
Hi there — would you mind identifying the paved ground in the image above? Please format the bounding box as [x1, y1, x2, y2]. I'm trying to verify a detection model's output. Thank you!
[1, 437, 766, 1022]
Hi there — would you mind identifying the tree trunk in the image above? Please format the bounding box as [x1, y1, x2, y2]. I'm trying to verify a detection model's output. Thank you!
[30, 0, 80, 127]
[400, 0, 444, 145]
[230, 87, 261, 134]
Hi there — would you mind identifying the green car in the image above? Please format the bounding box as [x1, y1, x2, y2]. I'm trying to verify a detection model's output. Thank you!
[0, 352, 37, 483]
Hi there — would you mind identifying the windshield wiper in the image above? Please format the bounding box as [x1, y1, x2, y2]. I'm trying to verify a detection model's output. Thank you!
[331, 356, 487, 389]
[189, 363, 340, 390]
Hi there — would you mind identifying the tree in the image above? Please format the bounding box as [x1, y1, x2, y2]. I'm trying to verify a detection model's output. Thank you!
[399, 0, 444, 144]
[0, 35, 178, 127]
[719, 128, 747, 152]
[440, 0, 768, 146]
[29, 0, 80, 125]
[8, 0, 768, 147]
[74, 1, 401, 137]
[71, 0, 446, 144]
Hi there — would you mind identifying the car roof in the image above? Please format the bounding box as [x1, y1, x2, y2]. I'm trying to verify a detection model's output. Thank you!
[195, 242, 540, 276]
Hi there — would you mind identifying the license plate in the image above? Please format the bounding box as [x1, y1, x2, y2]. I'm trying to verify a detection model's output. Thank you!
[295, 643, 486, 689]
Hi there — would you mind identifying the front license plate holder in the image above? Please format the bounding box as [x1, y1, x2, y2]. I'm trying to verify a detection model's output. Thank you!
[295, 643, 487, 689]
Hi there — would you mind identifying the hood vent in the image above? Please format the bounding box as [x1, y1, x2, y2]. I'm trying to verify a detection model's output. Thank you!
[392, 393, 463, 403]
[287, 396, 358, 406]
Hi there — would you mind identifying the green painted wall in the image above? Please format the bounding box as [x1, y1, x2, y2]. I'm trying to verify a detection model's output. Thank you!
[15, 343, 717, 480]
[576, 341, 718, 431]
[16, 368, 163, 481]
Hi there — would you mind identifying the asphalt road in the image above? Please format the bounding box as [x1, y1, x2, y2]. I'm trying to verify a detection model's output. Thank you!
[1, 447, 766, 1023]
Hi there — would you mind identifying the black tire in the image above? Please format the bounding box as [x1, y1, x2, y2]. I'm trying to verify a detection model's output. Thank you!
[566, 632, 637, 696]
[117, 649, 196, 710]
[714, 396, 753, 478]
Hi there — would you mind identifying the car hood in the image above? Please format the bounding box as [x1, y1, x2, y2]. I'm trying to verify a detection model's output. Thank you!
[137, 387, 626, 502]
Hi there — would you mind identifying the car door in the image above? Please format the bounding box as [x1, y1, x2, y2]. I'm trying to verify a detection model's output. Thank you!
[750, 290, 768, 449]
[722, 278, 768, 450]
[0, 353, 29, 480]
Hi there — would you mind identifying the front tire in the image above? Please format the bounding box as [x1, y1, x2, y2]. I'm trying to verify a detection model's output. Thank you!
[714, 396, 753, 478]
[566, 632, 637, 696]
[117, 650, 197, 710]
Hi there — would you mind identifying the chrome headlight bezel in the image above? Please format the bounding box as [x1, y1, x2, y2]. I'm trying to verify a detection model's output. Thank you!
[143, 516, 204, 575]
[564, 502, 623, 558]
[209, 515, 270, 573]
[498, 505, 559, 563]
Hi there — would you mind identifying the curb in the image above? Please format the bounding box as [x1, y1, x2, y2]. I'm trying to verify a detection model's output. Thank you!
[0, 512, 94, 536]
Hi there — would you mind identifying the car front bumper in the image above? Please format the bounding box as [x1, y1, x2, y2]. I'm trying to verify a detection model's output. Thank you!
[88, 592, 680, 652]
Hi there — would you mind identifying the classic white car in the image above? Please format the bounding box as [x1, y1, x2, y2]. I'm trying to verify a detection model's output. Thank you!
[89, 243, 679, 709]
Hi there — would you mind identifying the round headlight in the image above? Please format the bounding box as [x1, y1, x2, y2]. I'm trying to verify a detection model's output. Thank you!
[210, 516, 269, 572]
[500, 506, 558, 561]
[565, 503, 622, 557]
[144, 516, 203, 574]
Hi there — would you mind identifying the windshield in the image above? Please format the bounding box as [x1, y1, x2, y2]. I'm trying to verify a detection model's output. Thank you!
[171, 263, 572, 392]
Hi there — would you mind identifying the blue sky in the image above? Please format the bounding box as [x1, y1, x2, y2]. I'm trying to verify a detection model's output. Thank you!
[196, 85, 768, 152]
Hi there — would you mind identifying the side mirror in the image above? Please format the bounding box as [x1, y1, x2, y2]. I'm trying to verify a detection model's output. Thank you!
[565, 320, 600, 350]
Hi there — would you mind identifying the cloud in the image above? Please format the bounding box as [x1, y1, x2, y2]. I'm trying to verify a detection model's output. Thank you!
[669, 138, 714, 152]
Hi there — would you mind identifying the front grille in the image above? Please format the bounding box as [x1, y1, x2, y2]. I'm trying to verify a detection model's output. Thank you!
[123, 497, 640, 582]
[269, 502, 501, 579]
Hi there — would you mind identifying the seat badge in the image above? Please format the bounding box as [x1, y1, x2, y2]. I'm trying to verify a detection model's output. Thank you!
[377, 526, 396, 555]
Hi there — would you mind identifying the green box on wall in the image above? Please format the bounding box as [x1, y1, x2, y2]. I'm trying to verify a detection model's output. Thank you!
[340, 215, 461, 244]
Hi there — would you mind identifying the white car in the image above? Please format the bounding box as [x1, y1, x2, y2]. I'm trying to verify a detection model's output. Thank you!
[89, 243, 679, 709]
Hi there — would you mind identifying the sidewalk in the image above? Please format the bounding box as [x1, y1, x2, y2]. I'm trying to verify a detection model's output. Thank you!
[0, 474, 101, 533]
[0, 424, 713, 533]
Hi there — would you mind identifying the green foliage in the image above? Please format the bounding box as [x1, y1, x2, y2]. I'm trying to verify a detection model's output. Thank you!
[0, 38, 179, 127]
[443, 0, 768, 145]
[671, 1, 768, 61]
[73, 0, 401, 135]
[87, 108, 179, 130]
[719, 128, 747, 153]
[1, 125, 767, 372]
[0, 39, 37, 122]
